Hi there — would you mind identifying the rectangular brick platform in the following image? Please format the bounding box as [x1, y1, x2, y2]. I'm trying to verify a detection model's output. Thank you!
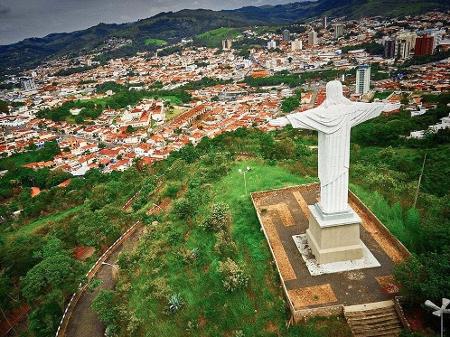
[251, 184, 410, 321]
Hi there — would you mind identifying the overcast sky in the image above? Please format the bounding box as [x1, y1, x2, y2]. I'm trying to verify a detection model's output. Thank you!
[0, 0, 296, 45]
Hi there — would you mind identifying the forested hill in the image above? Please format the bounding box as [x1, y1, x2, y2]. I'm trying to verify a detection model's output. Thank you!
[1, 0, 449, 73]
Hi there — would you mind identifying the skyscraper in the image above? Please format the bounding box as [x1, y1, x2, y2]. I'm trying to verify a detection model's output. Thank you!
[414, 34, 434, 56]
[308, 30, 318, 46]
[334, 24, 345, 39]
[395, 32, 417, 59]
[383, 39, 396, 59]
[283, 29, 290, 41]
[222, 38, 232, 50]
[323, 16, 328, 29]
[356, 65, 371, 95]
[20, 77, 36, 91]
[267, 40, 277, 49]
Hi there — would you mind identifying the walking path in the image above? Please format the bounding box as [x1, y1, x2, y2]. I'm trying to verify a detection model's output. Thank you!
[65, 227, 143, 337]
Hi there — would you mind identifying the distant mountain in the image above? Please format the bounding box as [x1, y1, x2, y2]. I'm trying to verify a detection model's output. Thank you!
[1, 0, 449, 74]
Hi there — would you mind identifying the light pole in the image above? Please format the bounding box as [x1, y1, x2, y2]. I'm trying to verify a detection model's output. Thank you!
[425, 298, 450, 337]
[238, 166, 251, 196]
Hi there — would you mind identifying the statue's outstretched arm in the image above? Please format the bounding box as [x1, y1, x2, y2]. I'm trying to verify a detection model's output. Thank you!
[351, 102, 400, 127]
[269, 116, 290, 127]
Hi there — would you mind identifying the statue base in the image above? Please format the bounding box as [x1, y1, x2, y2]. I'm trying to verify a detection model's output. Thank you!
[306, 203, 364, 265]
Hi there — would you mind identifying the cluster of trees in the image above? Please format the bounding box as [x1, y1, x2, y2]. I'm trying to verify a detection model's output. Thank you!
[244, 71, 302, 88]
[401, 50, 450, 68]
[281, 90, 301, 113]
[181, 77, 232, 91]
[341, 42, 384, 55]
[53, 65, 96, 77]
[1, 157, 148, 335]
[37, 86, 192, 123]
[37, 100, 104, 123]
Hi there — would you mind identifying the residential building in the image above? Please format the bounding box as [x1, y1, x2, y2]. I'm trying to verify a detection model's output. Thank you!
[414, 34, 434, 56]
[291, 39, 303, 51]
[384, 39, 396, 59]
[308, 30, 318, 46]
[267, 40, 277, 49]
[356, 64, 371, 95]
[222, 38, 232, 50]
[334, 24, 345, 39]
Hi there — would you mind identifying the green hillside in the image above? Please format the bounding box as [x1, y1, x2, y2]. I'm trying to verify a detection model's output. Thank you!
[194, 27, 240, 48]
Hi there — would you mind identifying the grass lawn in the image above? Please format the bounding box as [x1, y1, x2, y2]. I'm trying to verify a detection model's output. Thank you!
[120, 160, 349, 337]
[373, 91, 393, 100]
[144, 38, 168, 47]
[165, 106, 187, 121]
[11, 205, 83, 236]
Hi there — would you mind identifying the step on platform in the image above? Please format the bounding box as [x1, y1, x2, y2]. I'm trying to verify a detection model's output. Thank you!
[344, 301, 403, 337]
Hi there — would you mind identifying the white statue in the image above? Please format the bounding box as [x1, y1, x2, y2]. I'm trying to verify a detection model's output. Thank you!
[271, 80, 399, 215]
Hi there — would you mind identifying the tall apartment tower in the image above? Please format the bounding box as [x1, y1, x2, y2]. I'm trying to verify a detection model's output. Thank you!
[384, 39, 396, 59]
[308, 30, 318, 46]
[20, 78, 37, 91]
[291, 39, 303, 51]
[395, 32, 417, 59]
[323, 16, 328, 29]
[283, 29, 290, 41]
[356, 65, 371, 95]
[334, 24, 345, 39]
[267, 40, 277, 49]
[414, 34, 434, 56]
[222, 38, 232, 50]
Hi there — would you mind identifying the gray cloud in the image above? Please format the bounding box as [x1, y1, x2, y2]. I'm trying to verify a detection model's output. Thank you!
[0, 0, 293, 45]
[0, 3, 10, 14]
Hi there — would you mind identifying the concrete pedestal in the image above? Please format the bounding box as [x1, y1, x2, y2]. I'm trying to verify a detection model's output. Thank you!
[306, 203, 364, 264]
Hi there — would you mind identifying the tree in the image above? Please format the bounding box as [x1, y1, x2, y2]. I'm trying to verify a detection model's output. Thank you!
[395, 250, 450, 304]
[0, 99, 10, 114]
[21, 253, 82, 303]
[74, 208, 120, 247]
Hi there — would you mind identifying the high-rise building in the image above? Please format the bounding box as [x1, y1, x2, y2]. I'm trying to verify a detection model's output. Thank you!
[356, 65, 371, 95]
[414, 34, 434, 56]
[283, 29, 290, 41]
[267, 40, 277, 49]
[395, 39, 411, 59]
[222, 38, 232, 50]
[20, 78, 36, 91]
[308, 30, 318, 46]
[395, 32, 417, 59]
[383, 39, 396, 59]
[323, 16, 328, 29]
[334, 24, 345, 39]
[291, 39, 303, 51]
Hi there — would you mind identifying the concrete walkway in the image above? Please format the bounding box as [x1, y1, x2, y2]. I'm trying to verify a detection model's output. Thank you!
[65, 227, 143, 337]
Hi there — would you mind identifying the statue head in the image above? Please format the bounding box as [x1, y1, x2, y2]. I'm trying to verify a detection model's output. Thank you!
[323, 80, 351, 107]
[326, 80, 344, 101]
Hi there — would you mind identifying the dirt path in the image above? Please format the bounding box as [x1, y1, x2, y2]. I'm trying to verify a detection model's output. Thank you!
[65, 227, 143, 337]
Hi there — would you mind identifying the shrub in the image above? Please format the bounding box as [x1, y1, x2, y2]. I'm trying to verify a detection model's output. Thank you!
[91, 290, 119, 326]
[163, 182, 182, 199]
[218, 258, 249, 292]
[179, 247, 200, 264]
[202, 203, 231, 231]
[167, 293, 184, 314]
[173, 198, 193, 220]
[214, 230, 237, 256]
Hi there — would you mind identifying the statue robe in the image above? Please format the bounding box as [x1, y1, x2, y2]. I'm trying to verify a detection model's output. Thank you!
[283, 101, 398, 214]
